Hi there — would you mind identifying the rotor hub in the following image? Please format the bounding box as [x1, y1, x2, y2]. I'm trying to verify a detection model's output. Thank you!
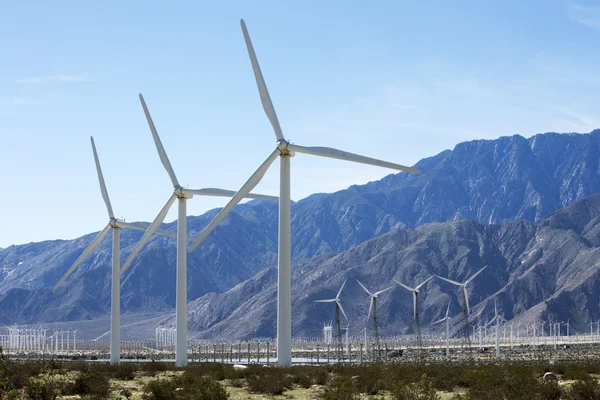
[276, 139, 292, 156]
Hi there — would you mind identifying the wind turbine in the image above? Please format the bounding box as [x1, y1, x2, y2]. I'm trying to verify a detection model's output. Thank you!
[356, 279, 392, 353]
[433, 301, 452, 357]
[185, 19, 421, 367]
[436, 266, 487, 316]
[394, 276, 433, 347]
[52, 136, 191, 365]
[315, 279, 348, 361]
[119, 95, 278, 367]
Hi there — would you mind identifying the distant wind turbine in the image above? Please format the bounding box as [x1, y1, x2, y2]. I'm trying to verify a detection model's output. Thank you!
[433, 301, 452, 357]
[356, 279, 392, 352]
[394, 275, 433, 347]
[436, 266, 487, 316]
[315, 279, 348, 361]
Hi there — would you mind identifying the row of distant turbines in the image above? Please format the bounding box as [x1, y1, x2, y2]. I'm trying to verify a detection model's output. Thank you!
[51, 19, 421, 367]
[314, 267, 488, 357]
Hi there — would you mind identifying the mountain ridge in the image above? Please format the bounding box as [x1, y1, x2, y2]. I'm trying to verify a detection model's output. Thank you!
[2, 129, 600, 334]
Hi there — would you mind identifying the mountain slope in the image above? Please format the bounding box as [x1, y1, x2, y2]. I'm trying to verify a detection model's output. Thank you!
[181, 193, 600, 339]
[1, 129, 600, 325]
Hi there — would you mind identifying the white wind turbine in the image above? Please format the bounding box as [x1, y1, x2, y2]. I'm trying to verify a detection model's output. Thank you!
[356, 279, 392, 349]
[52, 136, 191, 365]
[315, 279, 348, 360]
[433, 301, 452, 357]
[436, 266, 487, 316]
[119, 95, 277, 367]
[394, 276, 433, 344]
[185, 19, 421, 367]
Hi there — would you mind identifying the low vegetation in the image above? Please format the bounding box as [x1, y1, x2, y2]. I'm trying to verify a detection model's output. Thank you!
[3, 346, 600, 399]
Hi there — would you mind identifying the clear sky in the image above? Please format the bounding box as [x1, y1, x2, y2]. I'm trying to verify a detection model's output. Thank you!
[1, 0, 599, 248]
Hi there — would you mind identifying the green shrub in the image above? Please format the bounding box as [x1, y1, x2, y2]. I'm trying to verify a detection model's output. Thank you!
[64, 369, 110, 398]
[538, 381, 563, 400]
[246, 367, 292, 395]
[390, 377, 440, 400]
[320, 376, 357, 400]
[112, 363, 136, 380]
[142, 378, 177, 400]
[142, 375, 228, 400]
[25, 378, 58, 400]
[563, 379, 600, 400]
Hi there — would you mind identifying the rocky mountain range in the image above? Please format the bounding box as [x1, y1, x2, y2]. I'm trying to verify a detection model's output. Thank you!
[181, 193, 600, 338]
[2, 129, 600, 338]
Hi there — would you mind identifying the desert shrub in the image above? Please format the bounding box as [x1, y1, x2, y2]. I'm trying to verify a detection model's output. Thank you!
[352, 366, 385, 394]
[561, 365, 592, 381]
[245, 366, 292, 395]
[289, 366, 329, 388]
[142, 361, 171, 376]
[184, 363, 239, 381]
[178, 375, 228, 400]
[563, 379, 600, 400]
[142, 374, 228, 400]
[142, 378, 178, 400]
[112, 362, 136, 380]
[230, 378, 244, 388]
[320, 376, 357, 400]
[25, 378, 58, 400]
[538, 381, 563, 400]
[64, 369, 110, 398]
[464, 365, 542, 400]
[390, 377, 440, 400]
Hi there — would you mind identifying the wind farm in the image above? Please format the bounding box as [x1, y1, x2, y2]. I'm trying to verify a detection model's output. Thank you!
[3, 1, 600, 399]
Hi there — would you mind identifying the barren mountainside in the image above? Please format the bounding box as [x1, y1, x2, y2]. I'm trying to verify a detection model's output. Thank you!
[1, 130, 600, 335]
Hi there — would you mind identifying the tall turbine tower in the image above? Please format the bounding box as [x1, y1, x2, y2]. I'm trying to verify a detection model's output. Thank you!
[120, 96, 277, 367]
[53, 137, 191, 365]
[433, 301, 452, 357]
[315, 279, 348, 362]
[394, 276, 433, 348]
[356, 280, 392, 355]
[185, 19, 421, 367]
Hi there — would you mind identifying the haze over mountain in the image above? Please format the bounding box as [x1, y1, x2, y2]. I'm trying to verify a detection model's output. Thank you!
[2, 129, 600, 337]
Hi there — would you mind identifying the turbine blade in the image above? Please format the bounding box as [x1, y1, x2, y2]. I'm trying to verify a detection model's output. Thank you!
[240, 19, 284, 142]
[393, 279, 415, 292]
[287, 143, 421, 174]
[53, 224, 111, 291]
[356, 279, 373, 296]
[415, 275, 434, 290]
[90, 137, 114, 219]
[188, 149, 279, 253]
[446, 301, 451, 318]
[314, 299, 336, 303]
[139, 94, 179, 188]
[117, 221, 195, 242]
[184, 188, 278, 201]
[433, 317, 447, 325]
[374, 286, 393, 296]
[337, 300, 348, 320]
[436, 275, 463, 286]
[465, 265, 487, 285]
[336, 278, 347, 299]
[120, 194, 177, 274]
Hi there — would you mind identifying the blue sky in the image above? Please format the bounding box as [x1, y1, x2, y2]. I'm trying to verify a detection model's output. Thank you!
[1, 0, 599, 248]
